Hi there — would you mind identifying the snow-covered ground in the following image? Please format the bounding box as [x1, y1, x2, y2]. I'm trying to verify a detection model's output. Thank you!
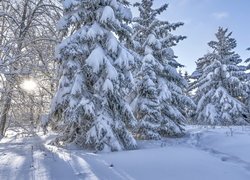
[0, 126, 250, 180]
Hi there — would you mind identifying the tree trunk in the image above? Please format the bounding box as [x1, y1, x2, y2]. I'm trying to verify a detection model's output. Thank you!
[29, 95, 35, 134]
[0, 91, 12, 137]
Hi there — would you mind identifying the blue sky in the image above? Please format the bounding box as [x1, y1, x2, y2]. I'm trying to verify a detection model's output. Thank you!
[130, 0, 250, 73]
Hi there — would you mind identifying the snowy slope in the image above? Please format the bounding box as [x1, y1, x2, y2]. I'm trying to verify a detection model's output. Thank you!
[0, 126, 250, 180]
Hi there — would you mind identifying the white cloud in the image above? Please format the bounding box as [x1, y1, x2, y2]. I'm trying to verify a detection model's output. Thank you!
[212, 12, 229, 19]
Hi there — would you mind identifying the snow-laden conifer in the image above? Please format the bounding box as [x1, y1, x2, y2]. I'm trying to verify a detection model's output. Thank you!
[244, 48, 250, 122]
[191, 27, 248, 125]
[51, 0, 137, 151]
[131, 0, 195, 138]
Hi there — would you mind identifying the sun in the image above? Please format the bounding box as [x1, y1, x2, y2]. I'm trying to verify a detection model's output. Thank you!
[21, 79, 37, 92]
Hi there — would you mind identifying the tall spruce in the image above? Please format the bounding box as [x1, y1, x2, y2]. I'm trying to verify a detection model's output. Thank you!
[244, 48, 250, 121]
[131, 0, 195, 138]
[191, 27, 248, 125]
[51, 0, 137, 151]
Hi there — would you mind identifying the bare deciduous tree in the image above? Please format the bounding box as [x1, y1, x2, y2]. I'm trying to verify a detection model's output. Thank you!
[0, 0, 62, 137]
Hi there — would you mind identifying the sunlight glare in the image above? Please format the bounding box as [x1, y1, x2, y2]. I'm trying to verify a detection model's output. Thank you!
[21, 79, 37, 92]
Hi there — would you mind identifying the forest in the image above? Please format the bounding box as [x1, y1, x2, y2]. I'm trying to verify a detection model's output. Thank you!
[1, 0, 250, 150]
[1, 0, 250, 179]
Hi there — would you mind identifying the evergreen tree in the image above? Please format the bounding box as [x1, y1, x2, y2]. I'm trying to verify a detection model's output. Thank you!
[182, 71, 193, 120]
[131, 0, 195, 138]
[191, 27, 248, 125]
[244, 48, 250, 122]
[134, 43, 162, 140]
[51, 0, 137, 151]
[184, 71, 190, 84]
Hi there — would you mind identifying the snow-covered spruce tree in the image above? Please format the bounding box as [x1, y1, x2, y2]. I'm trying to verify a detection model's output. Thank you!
[131, 0, 195, 138]
[51, 0, 137, 151]
[244, 48, 250, 122]
[133, 43, 162, 140]
[184, 71, 191, 84]
[191, 27, 248, 125]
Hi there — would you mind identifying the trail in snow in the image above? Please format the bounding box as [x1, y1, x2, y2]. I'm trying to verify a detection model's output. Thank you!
[0, 129, 131, 180]
[182, 126, 250, 172]
[0, 130, 79, 180]
[0, 126, 250, 180]
[203, 147, 250, 171]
